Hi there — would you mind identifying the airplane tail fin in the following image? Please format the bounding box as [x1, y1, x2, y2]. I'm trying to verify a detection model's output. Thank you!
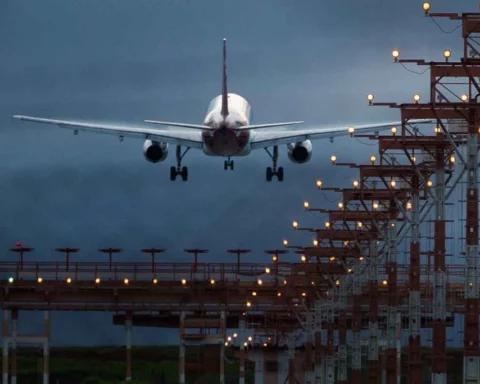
[221, 38, 229, 120]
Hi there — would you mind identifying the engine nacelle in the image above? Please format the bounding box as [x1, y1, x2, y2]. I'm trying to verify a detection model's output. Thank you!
[287, 140, 312, 164]
[143, 140, 168, 163]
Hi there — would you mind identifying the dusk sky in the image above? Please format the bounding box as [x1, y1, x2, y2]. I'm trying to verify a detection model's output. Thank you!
[0, 0, 474, 345]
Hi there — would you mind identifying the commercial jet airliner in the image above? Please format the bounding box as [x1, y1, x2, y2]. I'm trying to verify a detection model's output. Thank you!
[13, 39, 430, 182]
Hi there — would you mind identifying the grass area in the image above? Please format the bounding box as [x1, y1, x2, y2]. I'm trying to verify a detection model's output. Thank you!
[1, 346, 465, 383]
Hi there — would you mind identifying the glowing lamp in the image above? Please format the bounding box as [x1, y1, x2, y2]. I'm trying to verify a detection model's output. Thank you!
[265, 267, 271, 274]
[330, 155, 337, 164]
[443, 49, 451, 61]
[353, 180, 359, 188]
[367, 93, 375, 105]
[370, 155, 377, 164]
[348, 126, 355, 136]
[316, 180, 323, 188]
[338, 202, 344, 209]
[313, 239, 319, 247]
[391, 49, 400, 62]
[391, 126, 397, 135]
[461, 94, 468, 102]
[303, 201, 310, 209]
[450, 155, 456, 163]
[292, 221, 298, 229]
[283, 239, 289, 246]
[413, 94, 421, 103]
[301, 255, 306, 262]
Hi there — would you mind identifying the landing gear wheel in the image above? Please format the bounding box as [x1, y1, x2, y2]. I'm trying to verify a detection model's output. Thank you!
[264, 146, 284, 182]
[181, 166, 188, 181]
[170, 145, 191, 181]
[266, 167, 273, 182]
[224, 158, 234, 170]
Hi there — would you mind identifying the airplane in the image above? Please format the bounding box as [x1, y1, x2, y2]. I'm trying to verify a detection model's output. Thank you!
[13, 38, 431, 182]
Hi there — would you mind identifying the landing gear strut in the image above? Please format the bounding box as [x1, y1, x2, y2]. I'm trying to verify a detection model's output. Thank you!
[265, 146, 284, 182]
[224, 157, 234, 170]
[170, 145, 190, 181]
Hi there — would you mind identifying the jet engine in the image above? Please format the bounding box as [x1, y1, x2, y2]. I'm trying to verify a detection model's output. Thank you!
[287, 140, 312, 164]
[143, 140, 169, 163]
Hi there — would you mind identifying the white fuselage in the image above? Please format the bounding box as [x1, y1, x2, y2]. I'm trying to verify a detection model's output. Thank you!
[201, 93, 252, 156]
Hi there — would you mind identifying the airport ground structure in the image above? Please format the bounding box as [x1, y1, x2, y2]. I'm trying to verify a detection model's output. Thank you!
[3, 4, 480, 384]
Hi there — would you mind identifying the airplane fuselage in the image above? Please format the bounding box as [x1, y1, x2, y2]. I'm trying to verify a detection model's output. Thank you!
[201, 93, 252, 157]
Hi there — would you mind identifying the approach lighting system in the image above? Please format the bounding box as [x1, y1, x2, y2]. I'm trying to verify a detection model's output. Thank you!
[283, 239, 289, 247]
[325, 221, 330, 228]
[181, 279, 187, 285]
[66, 277, 72, 284]
[37, 277, 43, 283]
[443, 49, 451, 62]
[353, 180, 359, 188]
[313, 239, 319, 247]
[373, 202, 379, 210]
[95, 277, 100, 284]
[423, 2, 431, 15]
[367, 93, 375, 105]
[316, 180, 323, 189]
[434, 126, 441, 134]
[303, 201, 310, 210]
[450, 155, 456, 164]
[413, 94, 421, 103]
[391, 49, 400, 62]
[391, 126, 397, 135]
[338, 202, 344, 210]
[461, 94, 468, 102]
[124, 278, 129, 285]
[330, 155, 337, 165]
[8, 277, 13, 283]
[348, 126, 355, 136]
[370, 155, 376, 165]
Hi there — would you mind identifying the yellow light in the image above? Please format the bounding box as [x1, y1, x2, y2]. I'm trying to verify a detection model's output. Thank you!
[263, 343, 268, 347]
[181, 279, 187, 285]
[411, 156, 416, 163]
[243, 342, 248, 347]
[423, 2, 431, 12]
[292, 221, 298, 229]
[427, 180, 433, 187]
[390, 179, 396, 188]
[284, 280, 287, 285]
[277, 292, 282, 297]
[95, 277, 100, 284]
[373, 202, 379, 210]
[265, 267, 271, 274]
[248, 336, 253, 341]
[246, 301, 252, 307]
[443, 49, 451, 61]
[382, 280, 388, 286]
[210, 279, 215, 285]
[338, 202, 344, 209]
[228, 336, 232, 341]
[124, 278, 129, 285]
[233, 333, 238, 338]
[252, 291, 257, 296]
[301, 255, 307, 262]
[303, 201, 310, 209]
[370, 155, 377, 164]
[434, 126, 441, 134]
[348, 126, 355, 136]
[357, 221, 363, 228]
[8, 277, 14, 283]
[329, 256, 335, 261]
[335, 280, 340, 286]
[359, 256, 364, 261]
[344, 241, 349, 246]
[37, 277, 43, 283]
[272, 255, 278, 262]
[391, 126, 397, 135]
[461, 94, 468, 102]
[311, 281, 315, 285]
[413, 94, 421, 103]
[283, 239, 289, 246]
[316, 180, 323, 188]
[325, 221, 330, 228]
[301, 292, 306, 297]
[353, 180, 359, 188]
[257, 279, 263, 285]
[225, 342, 228, 346]
[153, 278, 158, 284]
[406, 201, 412, 210]
[367, 93, 375, 105]
[66, 277, 72, 284]
[391, 49, 400, 61]
[450, 155, 456, 163]
[313, 239, 319, 247]
[348, 268, 352, 273]
[330, 155, 337, 164]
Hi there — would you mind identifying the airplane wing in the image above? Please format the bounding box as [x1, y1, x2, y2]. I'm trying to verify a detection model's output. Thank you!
[250, 119, 432, 149]
[144, 120, 211, 130]
[240, 121, 304, 131]
[12, 115, 204, 149]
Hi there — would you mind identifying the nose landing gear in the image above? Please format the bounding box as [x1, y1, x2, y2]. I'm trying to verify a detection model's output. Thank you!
[224, 157, 234, 170]
[170, 145, 190, 181]
[265, 146, 284, 182]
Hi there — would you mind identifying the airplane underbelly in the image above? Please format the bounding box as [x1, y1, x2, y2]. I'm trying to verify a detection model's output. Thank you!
[202, 129, 250, 156]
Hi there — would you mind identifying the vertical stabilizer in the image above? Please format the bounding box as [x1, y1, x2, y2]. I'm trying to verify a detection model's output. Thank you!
[221, 38, 229, 119]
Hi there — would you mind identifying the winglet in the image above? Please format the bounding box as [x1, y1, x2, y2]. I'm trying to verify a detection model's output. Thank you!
[221, 38, 229, 120]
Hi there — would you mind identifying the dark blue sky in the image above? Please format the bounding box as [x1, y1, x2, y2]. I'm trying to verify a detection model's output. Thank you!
[0, 0, 473, 345]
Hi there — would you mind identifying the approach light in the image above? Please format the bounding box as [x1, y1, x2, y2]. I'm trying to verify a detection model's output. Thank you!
[303, 201, 310, 210]
[353, 180, 359, 188]
[357, 221, 363, 228]
[367, 93, 375, 105]
[210, 279, 215, 285]
[461, 94, 469, 102]
[225, 342, 228, 346]
[66, 277, 72, 284]
[359, 256, 364, 261]
[301, 292, 306, 297]
[313, 239, 319, 247]
[373, 202, 379, 210]
[272, 255, 278, 262]
[325, 221, 331, 228]
[348, 268, 352, 273]
[277, 292, 282, 297]
[252, 291, 257, 296]
[406, 201, 412, 210]
[233, 333, 238, 338]
[264, 343, 268, 347]
[153, 278, 158, 284]
[8, 277, 14, 283]
[450, 155, 456, 163]
[95, 277, 100, 284]
[284, 280, 287, 285]
[423, 2, 431, 15]
[228, 336, 232, 341]
[329, 256, 335, 262]
[330, 155, 337, 164]
[411, 156, 416, 163]
[427, 180, 433, 187]
[283, 239, 289, 247]
[257, 279, 263, 285]
[391, 126, 397, 135]
[292, 221, 298, 229]
[338, 202, 344, 210]
[246, 301, 252, 307]
[348, 126, 355, 136]
[434, 126, 441, 134]
[390, 179, 396, 188]
[335, 280, 340, 286]
[413, 94, 421, 103]
[316, 180, 323, 189]
[382, 280, 388, 286]
[243, 342, 248, 347]
[265, 267, 271, 274]
[443, 49, 451, 61]
[370, 155, 377, 164]
[391, 49, 400, 62]
[181, 279, 187, 285]
[301, 255, 307, 262]
[37, 277, 43, 283]
[124, 278, 129, 285]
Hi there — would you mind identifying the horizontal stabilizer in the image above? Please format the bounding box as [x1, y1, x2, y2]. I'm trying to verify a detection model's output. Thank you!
[144, 120, 211, 130]
[239, 121, 304, 131]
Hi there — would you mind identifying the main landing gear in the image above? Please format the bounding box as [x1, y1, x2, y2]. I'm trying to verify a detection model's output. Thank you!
[224, 157, 234, 170]
[265, 146, 284, 182]
[170, 145, 190, 181]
